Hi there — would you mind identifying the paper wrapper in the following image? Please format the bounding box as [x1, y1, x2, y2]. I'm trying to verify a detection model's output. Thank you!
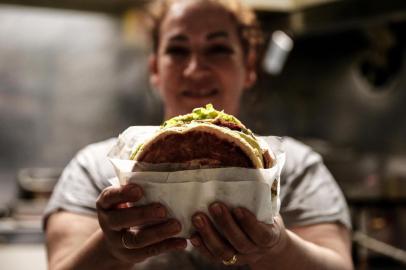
[108, 126, 285, 237]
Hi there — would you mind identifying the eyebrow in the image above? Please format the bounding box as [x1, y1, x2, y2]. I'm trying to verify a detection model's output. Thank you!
[168, 34, 188, 42]
[167, 31, 230, 43]
[207, 31, 229, 40]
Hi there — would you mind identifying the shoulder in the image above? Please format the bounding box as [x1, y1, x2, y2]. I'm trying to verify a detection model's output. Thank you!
[280, 137, 322, 177]
[78, 138, 118, 160]
[73, 138, 118, 177]
[44, 138, 119, 223]
[259, 136, 322, 178]
[262, 137, 351, 229]
[60, 137, 119, 191]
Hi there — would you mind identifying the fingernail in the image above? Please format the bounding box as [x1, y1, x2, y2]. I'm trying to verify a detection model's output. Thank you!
[193, 215, 205, 229]
[116, 202, 129, 209]
[155, 204, 166, 218]
[170, 220, 181, 233]
[175, 239, 186, 249]
[190, 237, 200, 247]
[211, 203, 222, 216]
[234, 208, 244, 219]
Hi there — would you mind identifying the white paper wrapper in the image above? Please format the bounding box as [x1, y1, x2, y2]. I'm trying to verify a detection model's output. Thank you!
[108, 126, 285, 237]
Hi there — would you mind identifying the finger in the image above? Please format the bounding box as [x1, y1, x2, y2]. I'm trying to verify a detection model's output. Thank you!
[100, 203, 167, 231]
[190, 234, 217, 261]
[192, 213, 235, 262]
[125, 238, 187, 263]
[209, 202, 258, 254]
[190, 233, 261, 266]
[97, 184, 143, 210]
[233, 208, 281, 248]
[122, 219, 182, 249]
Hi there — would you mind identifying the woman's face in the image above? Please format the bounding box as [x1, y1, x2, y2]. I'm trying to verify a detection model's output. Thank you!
[150, 1, 255, 119]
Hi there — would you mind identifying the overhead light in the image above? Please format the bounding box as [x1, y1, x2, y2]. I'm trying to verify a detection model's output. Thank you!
[263, 30, 294, 75]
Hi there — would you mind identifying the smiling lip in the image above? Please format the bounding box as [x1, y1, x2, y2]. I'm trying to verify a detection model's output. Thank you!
[181, 88, 219, 98]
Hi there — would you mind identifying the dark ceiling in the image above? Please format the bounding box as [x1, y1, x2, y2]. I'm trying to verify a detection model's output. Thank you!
[0, 0, 148, 14]
[0, 0, 405, 35]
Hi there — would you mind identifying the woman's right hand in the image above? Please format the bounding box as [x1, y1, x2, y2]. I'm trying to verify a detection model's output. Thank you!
[96, 184, 187, 265]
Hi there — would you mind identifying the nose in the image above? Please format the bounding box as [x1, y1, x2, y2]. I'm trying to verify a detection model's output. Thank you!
[183, 54, 210, 79]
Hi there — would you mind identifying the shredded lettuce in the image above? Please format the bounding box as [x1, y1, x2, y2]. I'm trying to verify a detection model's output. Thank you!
[129, 143, 142, 160]
[162, 104, 244, 129]
[237, 132, 261, 153]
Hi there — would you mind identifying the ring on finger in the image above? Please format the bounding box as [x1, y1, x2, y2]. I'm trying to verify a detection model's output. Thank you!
[121, 230, 133, 249]
[222, 254, 238, 265]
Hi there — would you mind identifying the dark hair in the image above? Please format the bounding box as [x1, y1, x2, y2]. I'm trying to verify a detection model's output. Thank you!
[147, 0, 264, 62]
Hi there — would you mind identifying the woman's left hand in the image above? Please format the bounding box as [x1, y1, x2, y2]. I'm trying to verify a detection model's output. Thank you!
[190, 202, 287, 267]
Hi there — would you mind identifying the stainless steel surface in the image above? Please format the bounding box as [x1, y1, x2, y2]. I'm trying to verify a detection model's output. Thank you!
[290, 0, 406, 36]
[17, 168, 61, 199]
[0, 244, 46, 270]
[258, 0, 406, 36]
[0, 167, 60, 244]
[353, 231, 406, 264]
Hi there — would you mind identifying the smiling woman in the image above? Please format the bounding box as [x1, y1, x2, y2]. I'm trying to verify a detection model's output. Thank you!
[44, 1, 353, 270]
[147, 0, 263, 118]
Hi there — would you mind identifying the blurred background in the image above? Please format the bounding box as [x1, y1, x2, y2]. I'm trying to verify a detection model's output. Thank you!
[0, 0, 405, 269]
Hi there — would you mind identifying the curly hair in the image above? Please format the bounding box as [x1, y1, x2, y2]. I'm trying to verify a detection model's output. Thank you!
[146, 0, 264, 59]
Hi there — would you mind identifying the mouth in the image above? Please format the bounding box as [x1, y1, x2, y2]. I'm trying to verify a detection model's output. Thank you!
[181, 88, 219, 98]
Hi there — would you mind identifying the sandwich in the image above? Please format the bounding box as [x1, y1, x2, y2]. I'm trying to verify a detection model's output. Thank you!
[129, 104, 274, 169]
[108, 104, 281, 236]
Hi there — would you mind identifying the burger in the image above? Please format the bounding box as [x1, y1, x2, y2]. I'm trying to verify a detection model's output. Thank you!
[108, 104, 281, 236]
[129, 104, 274, 169]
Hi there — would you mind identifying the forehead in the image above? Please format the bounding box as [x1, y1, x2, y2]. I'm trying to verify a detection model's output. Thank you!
[160, 1, 239, 41]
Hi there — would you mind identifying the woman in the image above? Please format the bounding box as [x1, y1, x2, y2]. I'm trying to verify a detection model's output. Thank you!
[44, 0, 353, 269]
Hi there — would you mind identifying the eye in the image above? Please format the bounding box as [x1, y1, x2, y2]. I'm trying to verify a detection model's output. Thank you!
[206, 45, 234, 55]
[165, 46, 190, 56]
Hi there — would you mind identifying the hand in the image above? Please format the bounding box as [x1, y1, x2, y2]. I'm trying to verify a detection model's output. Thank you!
[190, 202, 286, 267]
[96, 184, 187, 265]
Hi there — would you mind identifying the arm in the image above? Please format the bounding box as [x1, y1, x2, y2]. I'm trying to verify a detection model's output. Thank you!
[45, 184, 187, 270]
[46, 212, 132, 270]
[251, 222, 353, 270]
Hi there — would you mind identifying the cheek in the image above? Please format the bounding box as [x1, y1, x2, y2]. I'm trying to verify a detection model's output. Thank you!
[158, 59, 182, 93]
[217, 62, 247, 92]
[159, 58, 176, 78]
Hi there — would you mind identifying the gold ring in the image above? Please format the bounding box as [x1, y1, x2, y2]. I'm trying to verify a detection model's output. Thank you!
[121, 230, 132, 249]
[222, 254, 238, 265]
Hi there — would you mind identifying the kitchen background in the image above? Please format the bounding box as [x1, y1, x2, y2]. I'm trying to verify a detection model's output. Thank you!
[0, 0, 405, 269]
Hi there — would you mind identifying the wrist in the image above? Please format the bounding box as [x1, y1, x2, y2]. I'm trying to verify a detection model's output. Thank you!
[249, 232, 291, 270]
[267, 216, 290, 256]
[265, 228, 290, 260]
[97, 230, 134, 269]
[248, 219, 291, 270]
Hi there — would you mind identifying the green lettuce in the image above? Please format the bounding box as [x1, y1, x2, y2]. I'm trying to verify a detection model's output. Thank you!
[162, 104, 244, 130]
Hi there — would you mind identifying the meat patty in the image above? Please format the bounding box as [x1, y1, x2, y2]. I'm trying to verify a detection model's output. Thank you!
[212, 119, 243, 132]
[138, 131, 254, 168]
